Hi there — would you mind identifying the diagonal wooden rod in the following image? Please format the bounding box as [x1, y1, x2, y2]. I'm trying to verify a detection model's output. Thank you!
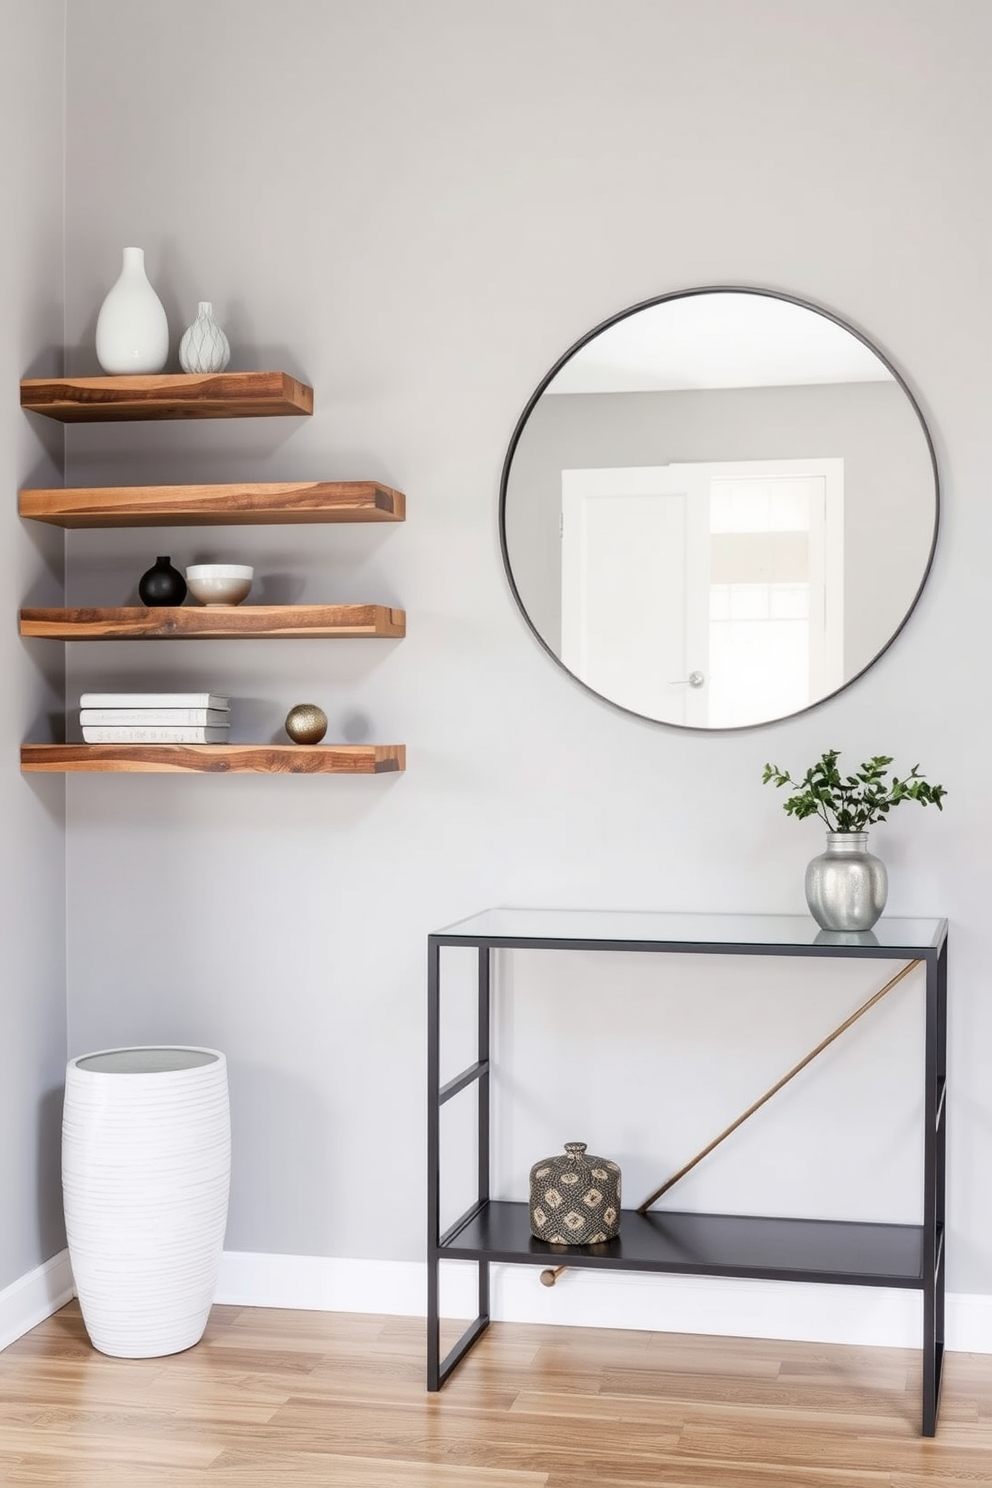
[636, 958, 921, 1214]
[539, 957, 921, 1288]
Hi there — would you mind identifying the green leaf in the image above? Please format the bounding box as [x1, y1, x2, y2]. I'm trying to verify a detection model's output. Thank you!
[761, 749, 947, 832]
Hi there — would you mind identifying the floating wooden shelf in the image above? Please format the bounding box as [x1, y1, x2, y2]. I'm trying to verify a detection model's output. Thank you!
[21, 744, 406, 775]
[18, 362, 408, 778]
[19, 481, 406, 527]
[19, 371, 313, 422]
[19, 604, 406, 640]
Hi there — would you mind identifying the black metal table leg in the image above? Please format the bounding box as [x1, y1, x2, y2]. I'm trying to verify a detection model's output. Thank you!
[476, 945, 491, 1330]
[427, 938, 492, 1389]
[922, 935, 947, 1435]
[426, 937, 442, 1390]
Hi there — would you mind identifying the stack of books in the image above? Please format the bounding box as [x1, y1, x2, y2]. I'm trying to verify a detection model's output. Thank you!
[79, 692, 231, 744]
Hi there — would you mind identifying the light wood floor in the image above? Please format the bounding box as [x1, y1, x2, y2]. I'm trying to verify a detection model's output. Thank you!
[2, 1303, 992, 1485]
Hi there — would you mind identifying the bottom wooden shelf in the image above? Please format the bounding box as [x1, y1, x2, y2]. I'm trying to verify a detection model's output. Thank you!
[21, 744, 406, 775]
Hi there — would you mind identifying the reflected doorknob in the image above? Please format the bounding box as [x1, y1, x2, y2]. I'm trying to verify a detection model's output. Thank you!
[669, 670, 705, 688]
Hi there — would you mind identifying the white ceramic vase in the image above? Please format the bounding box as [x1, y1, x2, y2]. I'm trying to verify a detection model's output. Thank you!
[95, 246, 170, 374]
[62, 1046, 231, 1358]
[179, 300, 231, 373]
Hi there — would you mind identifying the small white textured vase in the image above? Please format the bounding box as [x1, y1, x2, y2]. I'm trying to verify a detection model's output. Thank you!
[94, 246, 170, 374]
[179, 300, 231, 373]
[62, 1046, 231, 1358]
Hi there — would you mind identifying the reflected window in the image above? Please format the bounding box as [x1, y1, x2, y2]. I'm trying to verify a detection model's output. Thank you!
[706, 467, 841, 726]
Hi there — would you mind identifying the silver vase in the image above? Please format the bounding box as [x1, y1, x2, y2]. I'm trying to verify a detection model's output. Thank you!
[805, 832, 887, 931]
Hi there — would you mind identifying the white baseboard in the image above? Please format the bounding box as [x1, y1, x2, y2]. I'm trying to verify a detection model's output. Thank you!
[0, 1250, 74, 1351]
[217, 1250, 992, 1354]
[7, 1250, 990, 1357]
[217, 1249, 427, 1315]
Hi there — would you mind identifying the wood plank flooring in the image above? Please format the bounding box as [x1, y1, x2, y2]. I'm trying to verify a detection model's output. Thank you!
[1, 1302, 991, 1485]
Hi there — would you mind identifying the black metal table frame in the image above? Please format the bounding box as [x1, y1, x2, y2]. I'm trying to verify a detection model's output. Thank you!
[427, 913, 948, 1435]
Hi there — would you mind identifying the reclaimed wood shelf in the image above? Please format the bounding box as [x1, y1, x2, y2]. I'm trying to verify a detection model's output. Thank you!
[21, 744, 406, 775]
[19, 371, 313, 422]
[19, 481, 406, 527]
[18, 362, 408, 777]
[19, 604, 406, 640]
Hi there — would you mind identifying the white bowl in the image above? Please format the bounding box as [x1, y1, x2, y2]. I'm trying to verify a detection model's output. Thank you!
[185, 564, 254, 607]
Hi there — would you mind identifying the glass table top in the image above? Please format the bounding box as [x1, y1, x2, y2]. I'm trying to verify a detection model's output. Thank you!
[431, 908, 947, 952]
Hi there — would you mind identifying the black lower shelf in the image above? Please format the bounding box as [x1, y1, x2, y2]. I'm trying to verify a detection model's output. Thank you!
[439, 1201, 925, 1289]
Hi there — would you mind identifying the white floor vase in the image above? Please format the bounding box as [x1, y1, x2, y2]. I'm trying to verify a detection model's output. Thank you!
[62, 1046, 230, 1358]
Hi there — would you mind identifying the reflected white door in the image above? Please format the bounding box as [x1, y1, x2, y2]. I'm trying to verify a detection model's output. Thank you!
[561, 467, 708, 723]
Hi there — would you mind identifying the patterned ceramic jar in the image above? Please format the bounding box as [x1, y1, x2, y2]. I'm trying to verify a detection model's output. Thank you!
[529, 1141, 621, 1244]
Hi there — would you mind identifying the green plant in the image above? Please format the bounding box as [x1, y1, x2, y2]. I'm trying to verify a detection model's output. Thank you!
[762, 749, 947, 832]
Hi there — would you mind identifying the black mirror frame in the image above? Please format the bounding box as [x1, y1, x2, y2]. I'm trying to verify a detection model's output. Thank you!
[498, 284, 940, 732]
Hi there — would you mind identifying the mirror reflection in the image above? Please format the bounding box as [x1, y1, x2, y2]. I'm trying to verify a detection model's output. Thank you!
[500, 289, 938, 729]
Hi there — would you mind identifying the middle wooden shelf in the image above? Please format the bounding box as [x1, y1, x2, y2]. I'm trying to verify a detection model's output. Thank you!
[19, 481, 406, 527]
[19, 604, 406, 640]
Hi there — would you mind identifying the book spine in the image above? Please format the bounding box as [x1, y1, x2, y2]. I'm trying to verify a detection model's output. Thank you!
[81, 726, 230, 744]
[79, 709, 230, 726]
[78, 695, 230, 710]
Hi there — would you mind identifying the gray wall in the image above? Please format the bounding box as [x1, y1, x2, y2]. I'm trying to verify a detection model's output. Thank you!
[50, 0, 992, 1296]
[0, 0, 68, 1289]
[506, 380, 934, 672]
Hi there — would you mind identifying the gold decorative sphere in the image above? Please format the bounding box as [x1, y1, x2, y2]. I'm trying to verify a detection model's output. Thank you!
[285, 703, 328, 745]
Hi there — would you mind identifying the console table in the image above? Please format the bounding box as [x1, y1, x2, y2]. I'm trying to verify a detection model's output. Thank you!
[427, 909, 948, 1435]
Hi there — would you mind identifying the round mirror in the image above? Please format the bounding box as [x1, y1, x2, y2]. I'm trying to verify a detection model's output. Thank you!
[499, 287, 939, 730]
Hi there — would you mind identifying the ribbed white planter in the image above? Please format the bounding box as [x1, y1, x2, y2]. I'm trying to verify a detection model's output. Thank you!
[62, 1046, 230, 1359]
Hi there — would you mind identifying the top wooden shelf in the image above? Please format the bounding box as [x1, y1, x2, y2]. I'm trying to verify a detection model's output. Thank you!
[19, 371, 314, 422]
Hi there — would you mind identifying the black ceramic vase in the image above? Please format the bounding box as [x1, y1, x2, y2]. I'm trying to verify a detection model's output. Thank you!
[138, 555, 187, 607]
